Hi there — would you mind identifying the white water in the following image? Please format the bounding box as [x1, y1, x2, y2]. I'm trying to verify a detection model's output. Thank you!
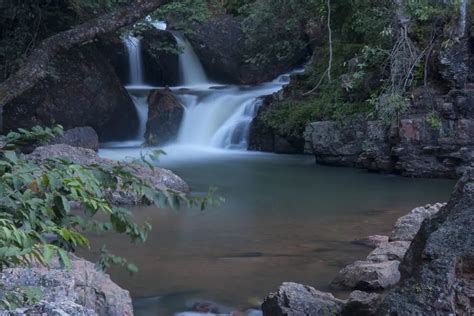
[113, 26, 303, 155]
[124, 36, 145, 87]
[173, 32, 210, 87]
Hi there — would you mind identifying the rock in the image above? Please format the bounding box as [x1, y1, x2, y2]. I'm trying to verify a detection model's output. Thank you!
[0, 254, 132, 316]
[50, 127, 100, 152]
[304, 117, 367, 167]
[96, 34, 130, 85]
[26, 144, 190, 203]
[3, 42, 139, 141]
[331, 260, 401, 291]
[389, 203, 445, 242]
[352, 235, 389, 249]
[188, 15, 309, 84]
[343, 291, 381, 316]
[377, 169, 474, 315]
[145, 88, 184, 145]
[262, 282, 345, 316]
[366, 241, 411, 262]
[249, 94, 306, 154]
[141, 28, 179, 86]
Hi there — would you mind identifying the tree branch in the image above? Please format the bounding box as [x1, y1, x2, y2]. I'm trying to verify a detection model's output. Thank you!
[0, 0, 171, 112]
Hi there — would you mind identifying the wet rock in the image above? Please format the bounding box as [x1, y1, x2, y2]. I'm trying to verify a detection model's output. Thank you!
[262, 282, 345, 316]
[343, 291, 381, 316]
[0, 254, 132, 316]
[331, 260, 401, 291]
[352, 235, 389, 249]
[26, 144, 190, 203]
[141, 28, 179, 86]
[3, 42, 139, 142]
[366, 241, 411, 262]
[389, 203, 445, 242]
[145, 88, 184, 145]
[377, 169, 474, 315]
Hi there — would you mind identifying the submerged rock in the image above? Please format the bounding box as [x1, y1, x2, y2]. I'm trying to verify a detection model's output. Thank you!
[262, 282, 345, 316]
[331, 260, 401, 291]
[26, 144, 190, 203]
[145, 88, 184, 145]
[0, 255, 132, 316]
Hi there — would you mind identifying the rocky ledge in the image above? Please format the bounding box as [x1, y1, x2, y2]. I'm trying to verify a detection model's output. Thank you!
[26, 144, 190, 204]
[0, 255, 132, 316]
[262, 168, 474, 315]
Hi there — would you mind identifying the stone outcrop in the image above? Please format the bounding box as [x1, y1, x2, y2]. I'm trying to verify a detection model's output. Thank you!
[3, 42, 139, 141]
[188, 15, 309, 85]
[26, 144, 190, 203]
[377, 169, 474, 315]
[0, 255, 132, 316]
[145, 88, 184, 145]
[249, 92, 306, 154]
[304, 87, 474, 178]
[262, 282, 345, 316]
[343, 291, 381, 316]
[141, 28, 179, 86]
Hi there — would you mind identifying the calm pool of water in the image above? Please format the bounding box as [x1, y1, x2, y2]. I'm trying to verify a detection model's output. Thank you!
[83, 146, 455, 315]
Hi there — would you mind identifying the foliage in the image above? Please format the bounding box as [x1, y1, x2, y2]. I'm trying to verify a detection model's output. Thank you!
[240, 0, 318, 67]
[151, 0, 212, 34]
[0, 126, 221, 283]
[426, 111, 441, 129]
[371, 91, 408, 125]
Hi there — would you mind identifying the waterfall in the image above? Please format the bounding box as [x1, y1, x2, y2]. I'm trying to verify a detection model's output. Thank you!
[130, 95, 149, 141]
[124, 36, 145, 86]
[173, 33, 209, 87]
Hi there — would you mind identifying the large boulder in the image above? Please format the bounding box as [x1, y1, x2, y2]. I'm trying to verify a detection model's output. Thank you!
[145, 88, 184, 145]
[262, 282, 345, 316]
[343, 291, 381, 316]
[376, 169, 474, 315]
[141, 28, 179, 86]
[2, 42, 139, 141]
[188, 15, 309, 84]
[26, 144, 190, 203]
[49, 126, 100, 152]
[0, 255, 132, 316]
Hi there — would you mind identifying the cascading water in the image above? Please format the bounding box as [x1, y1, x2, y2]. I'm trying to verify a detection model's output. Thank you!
[124, 36, 145, 87]
[173, 33, 209, 87]
[112, 23, 303, 151]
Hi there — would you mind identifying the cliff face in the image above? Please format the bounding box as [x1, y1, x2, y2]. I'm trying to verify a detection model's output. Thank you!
[303, 86, 474, 178]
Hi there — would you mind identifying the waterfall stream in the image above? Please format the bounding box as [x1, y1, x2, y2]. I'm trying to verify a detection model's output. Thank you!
[117, 27, 302, 150]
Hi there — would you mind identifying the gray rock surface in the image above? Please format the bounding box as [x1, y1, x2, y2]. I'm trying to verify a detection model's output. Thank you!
[389, 203, 445, 242]
[0, 255, 132, 316]
[377, 169, 474, 315]
[331, 260, 401, 291]
[343, 291, 381, 316]
[49, 127, 100, 152]
[26, 144, 190, 203]
[262, 282, 345, 316]
[366, 241, 411, 262]
[145, 88, 184, 145]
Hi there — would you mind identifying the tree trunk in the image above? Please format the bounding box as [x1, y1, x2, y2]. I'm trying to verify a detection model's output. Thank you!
[0, 0, 171, 130]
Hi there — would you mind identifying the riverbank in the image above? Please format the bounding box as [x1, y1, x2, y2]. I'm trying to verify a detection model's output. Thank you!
[262, 168, 474, 315]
